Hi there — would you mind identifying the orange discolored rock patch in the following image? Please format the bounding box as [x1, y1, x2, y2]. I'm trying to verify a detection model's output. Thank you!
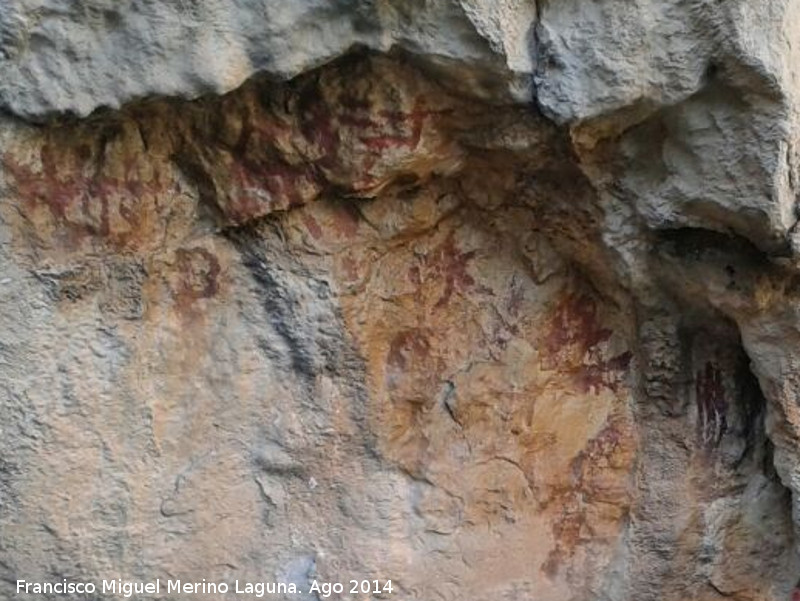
[280, 170, 637, 598]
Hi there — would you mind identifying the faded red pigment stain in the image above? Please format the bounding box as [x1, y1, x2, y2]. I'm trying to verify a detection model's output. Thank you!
[696, 361, 727, 446]
[172, 247, 221, 315]
[542, 499, 585, 579]
[543, 415, 632, 577]
[387, 329, 432, 373]
[3, 144, 167, 250]
[298, 92, 340, 159]
[299, 205, 360, 243]
[222, 95, 443, 220]
[575, 352, 632, 395]
[423, 231, 479, 309]
[383, 328, 444, 415]
[302, 214, 324, 240]
[226, 155, 321, 223]
[338, 254, 360, 283]
[542, 293, 631, 394]
[348, 102, 448, 192]
[351, 100, 439, 152]
[545, 293, 612, 356]
[408, 264, 422, 287]
[571, 415, 629, 481]
[298, 89, 450, 192]
[220, 107, 326, 223]
[4, 147, 79, 220]
[233, 107, 294, 147]
[329, 203, 360, 239]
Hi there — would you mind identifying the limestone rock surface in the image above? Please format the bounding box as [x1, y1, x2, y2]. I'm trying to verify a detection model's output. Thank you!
[1, 2, 800, 601]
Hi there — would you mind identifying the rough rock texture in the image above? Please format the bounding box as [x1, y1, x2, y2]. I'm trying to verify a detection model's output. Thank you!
[1, 2, 800, 601]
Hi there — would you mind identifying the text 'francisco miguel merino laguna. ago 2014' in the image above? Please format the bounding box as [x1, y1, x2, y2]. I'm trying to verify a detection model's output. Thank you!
[16, 578, 395, 598]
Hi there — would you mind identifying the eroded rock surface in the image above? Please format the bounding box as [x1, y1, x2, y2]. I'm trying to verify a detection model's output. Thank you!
[1, 2, 800, 601]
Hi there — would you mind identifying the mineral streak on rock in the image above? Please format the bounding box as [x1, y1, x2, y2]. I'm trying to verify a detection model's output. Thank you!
[1, 2, 800, 601]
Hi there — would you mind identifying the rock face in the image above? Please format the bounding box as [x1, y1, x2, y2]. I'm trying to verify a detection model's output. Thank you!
[1, 2, 800, 601]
